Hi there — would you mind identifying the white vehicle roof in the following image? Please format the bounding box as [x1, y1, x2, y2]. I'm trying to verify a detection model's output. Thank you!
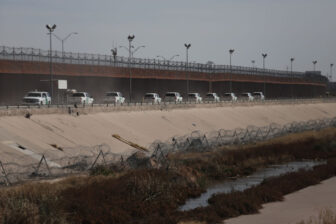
[144, 93, 158, 95]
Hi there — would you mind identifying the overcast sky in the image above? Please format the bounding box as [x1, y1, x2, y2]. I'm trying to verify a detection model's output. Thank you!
[1, 0, 335, 79]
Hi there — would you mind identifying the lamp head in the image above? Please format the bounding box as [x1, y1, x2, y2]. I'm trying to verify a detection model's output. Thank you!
[262, 53, 267, 58]
[46, 24, 56, 32]
[184, 43, 191, 49]
[229, 49, 235, 54]
[128, 35, 135, 41]
[313, 60, 317, 64]
[290, 58, 295, 62]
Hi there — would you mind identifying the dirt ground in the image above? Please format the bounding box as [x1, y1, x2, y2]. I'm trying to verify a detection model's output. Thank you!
[224, 176, 336, 224]
[0, 102, 335, 165]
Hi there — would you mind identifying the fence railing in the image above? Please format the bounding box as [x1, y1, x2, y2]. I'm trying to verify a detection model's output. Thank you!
[1, 116, 335, 186]
[0, 46, 311, 79]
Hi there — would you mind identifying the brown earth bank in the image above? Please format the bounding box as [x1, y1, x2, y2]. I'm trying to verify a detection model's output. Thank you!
[0, 128, 336, 224]
[1, 102, 335, 167]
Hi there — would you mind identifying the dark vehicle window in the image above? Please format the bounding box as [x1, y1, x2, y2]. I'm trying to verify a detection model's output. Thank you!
[27, 93, 42, 97]
[206, 94, 214, 97]
[106, 92, 118, 97]
[73, 93, 85, 97]
[145, 94, 154, 98]
[165, 93, 176, 97]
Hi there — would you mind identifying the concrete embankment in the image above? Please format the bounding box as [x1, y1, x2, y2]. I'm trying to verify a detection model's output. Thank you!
[0, 102, 335, 166]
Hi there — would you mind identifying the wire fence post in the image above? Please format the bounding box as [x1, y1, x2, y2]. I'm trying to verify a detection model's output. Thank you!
[90, 149, 107, 169]
[34, 154, 51, 176]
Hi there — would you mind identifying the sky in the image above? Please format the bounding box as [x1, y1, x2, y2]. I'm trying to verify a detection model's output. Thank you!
[0, 0, 336, 80]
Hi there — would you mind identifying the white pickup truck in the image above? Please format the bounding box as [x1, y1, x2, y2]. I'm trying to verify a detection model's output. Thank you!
[22, 91, 51, 105]
[69, 92, 94, 105]
[104, 92, 125, 104]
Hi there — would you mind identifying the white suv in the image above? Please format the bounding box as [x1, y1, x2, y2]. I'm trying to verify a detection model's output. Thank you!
[143, 93, 161, 104]
[69, 92, 94, 105]
[164, 92, 183, 103]
[188, 93, 202, 103]
[223, 93, 238, 102]
[104, 92, 125, 104]
[240, 92, 254, 101]
[252, 92, 265, 101]
[204, 93, 220, 102]
[22, 91, 51, 105]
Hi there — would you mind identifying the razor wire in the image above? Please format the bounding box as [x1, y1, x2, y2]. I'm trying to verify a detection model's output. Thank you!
[1, 117, 336, 186]
[149, 117, 336, 163]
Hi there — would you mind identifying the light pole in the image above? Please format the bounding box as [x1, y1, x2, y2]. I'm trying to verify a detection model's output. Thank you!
[111, 47, 117, 65]
[330, 63, 334, 81]
[52, 32, 78, 58]
[127, 35, 134, 103]
[46, 24, 56, 98]
[229, 49, 235, 92]
[312, 60, 317, 71]
[290, 58, 295, 99]
[251, 60, 255, 68]
[119, 35, 145, 102]
[262, 53, 268, 96]
[184, 43, 191, 98]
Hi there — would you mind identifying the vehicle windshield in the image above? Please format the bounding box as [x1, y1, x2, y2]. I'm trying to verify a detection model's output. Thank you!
[206, 93, 214, 97]
[224, 93, 232, 96]
[253, 92, 261, 96]
[188, 93, 197, 97]
[27, 93, 42, 97]
[106, 92, 118, 97]
[165, 93, 176, 97]
[72, 93, 85, 97]
[145, 94, 154, 98]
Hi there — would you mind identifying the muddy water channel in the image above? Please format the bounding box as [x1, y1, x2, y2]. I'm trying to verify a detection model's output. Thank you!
[179, 161, 325, 211]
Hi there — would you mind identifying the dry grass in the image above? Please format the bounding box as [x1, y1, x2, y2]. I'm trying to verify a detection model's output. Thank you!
[297, 209, 336, 224]
[0, 128, 335, 224]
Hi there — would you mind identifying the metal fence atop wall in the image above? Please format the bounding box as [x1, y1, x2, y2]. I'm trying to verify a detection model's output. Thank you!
[1, 116, 335, 186]
[0, 46, 309, 78]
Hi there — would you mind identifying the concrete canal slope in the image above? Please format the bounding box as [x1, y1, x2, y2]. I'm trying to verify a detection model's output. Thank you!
[225, 176, 336, 224]
[0, 102, 335, 165]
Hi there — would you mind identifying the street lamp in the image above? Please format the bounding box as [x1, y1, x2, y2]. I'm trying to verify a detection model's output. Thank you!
[229, 49, 235, 92]
[52, 32, 78, 57]
[262, 53, 268, 97]
[251, 60, 255, 68]
[312, 60, 317, 71]
[111, 47, 117, 65]
[184, 43, 191, 99]
[46, 24, 56, 98]
[330, 63, 334, 81]
[119, 35, 146, 103]
[290, 58, 295, 99]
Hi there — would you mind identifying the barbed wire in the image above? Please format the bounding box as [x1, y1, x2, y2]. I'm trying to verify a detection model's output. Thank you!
[1, 117, 335, 186]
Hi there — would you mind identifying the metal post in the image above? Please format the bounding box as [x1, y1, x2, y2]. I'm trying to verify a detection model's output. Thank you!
[330, 63, 334, 81]
[262, 53, 268, 97]
[184, 43, 191, 100]
[313, 60, 317, 71]
[290, 58, 295, 99]
[229, 49, 234, 92]
[127, 35, 135, 103]
[46, 24, 56, 99]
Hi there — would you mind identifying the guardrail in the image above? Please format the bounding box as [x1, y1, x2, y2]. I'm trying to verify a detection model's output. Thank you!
[1, 98, 335, 116]
[0, 46, 311, 79]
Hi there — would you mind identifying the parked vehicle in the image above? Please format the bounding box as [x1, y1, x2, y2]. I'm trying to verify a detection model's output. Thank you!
[223, 92, 238, 101]
[204, 93, 220, 102]
[252, 92, 265, 100]
[164, 92, 183, 103]
[143, 93, 161, 104]
[22, 91, 51, 105]
[240, 92, 254, 101]
[188, 93, 202, 103]
[104, 92, 125, 104]
[69, 92, 94, 105]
